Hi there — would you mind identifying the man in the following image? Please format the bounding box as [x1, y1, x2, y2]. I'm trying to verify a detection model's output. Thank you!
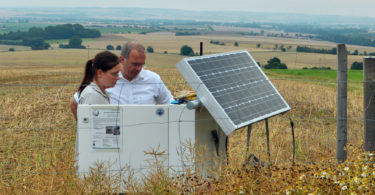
[70, 41, 174, 119]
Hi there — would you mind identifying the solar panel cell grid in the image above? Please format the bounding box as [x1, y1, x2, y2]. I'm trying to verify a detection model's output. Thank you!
[176, 50, 290, 135]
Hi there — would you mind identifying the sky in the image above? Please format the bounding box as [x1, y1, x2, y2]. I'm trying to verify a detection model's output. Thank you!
[1, 0, 375, 18]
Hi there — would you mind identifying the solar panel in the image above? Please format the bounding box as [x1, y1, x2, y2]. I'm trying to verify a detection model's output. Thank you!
[176, 50, 290, 135]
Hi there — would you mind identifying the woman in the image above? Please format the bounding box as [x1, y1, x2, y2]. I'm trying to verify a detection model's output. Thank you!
[75, 51, 121, 170]
[78, 51, 121, 104]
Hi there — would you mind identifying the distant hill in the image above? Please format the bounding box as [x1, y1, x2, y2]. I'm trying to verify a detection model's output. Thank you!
[1, 7, 375, 26]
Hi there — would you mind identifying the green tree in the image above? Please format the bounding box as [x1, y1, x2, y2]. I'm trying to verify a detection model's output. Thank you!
[9, 48, 15, 52]
[106, 45, 114, 50]
[147, 46, 154, 53]
[350, 61, 363, 70]
[268, 57, 281, 64]
[68, 36, 84, 48]
[180, 45, 195, 56]
[264, 57, 288, 69]
[28, 27, 45, 38]
[23, 37, 50, 50]
[234, 42, 239, 47]
[256, 43, 261, 48]
[116, 45, 122, 50]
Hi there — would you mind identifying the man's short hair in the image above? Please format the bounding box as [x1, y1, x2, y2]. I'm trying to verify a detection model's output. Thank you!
[121, 41, 145, 59]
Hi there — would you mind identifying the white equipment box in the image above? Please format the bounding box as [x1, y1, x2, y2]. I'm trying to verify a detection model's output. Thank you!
[77, 104, 226, 180]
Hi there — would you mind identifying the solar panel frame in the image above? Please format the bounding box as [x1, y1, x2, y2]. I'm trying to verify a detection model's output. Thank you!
[176, 50, 290, 136]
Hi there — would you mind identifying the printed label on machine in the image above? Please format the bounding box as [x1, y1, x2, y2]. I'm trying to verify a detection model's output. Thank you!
[90, 108, 122, 150]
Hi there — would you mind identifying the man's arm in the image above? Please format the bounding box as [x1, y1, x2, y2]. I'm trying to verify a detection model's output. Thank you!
[69, 96, 78, 120]
[156, 80, 174, 104]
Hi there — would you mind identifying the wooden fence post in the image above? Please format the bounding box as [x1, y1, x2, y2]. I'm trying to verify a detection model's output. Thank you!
[364, 57, 375, 151]
[337, 44, 347, 163]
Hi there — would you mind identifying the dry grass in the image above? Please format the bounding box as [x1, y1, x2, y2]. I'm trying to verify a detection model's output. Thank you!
[0, 33, 370, 193]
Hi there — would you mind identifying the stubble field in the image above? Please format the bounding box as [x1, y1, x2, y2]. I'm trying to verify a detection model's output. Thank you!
[0, 32, 374, 194]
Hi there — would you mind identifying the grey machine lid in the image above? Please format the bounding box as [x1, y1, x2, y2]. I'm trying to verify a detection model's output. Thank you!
[176, 50, 290, 136]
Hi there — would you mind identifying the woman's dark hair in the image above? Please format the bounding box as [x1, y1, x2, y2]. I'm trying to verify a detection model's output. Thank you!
[78, 51, 120, 95]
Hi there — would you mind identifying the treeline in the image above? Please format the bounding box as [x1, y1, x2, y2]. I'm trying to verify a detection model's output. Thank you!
[318, 33, 375, 47]
[278, 24, 369, 36]
[175, 32, 201, 36]
[0, 40, 22, 45]
[229, 22, 375, 47]
[296, 46, 337, 55]
[0, 37, 50, 50]
[277, 24, 375, 47]
[0, 24, 100, 50]
[237, 32, 261, 36]
[0, 24, 100, 40]
[232, 22, 375, 47]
